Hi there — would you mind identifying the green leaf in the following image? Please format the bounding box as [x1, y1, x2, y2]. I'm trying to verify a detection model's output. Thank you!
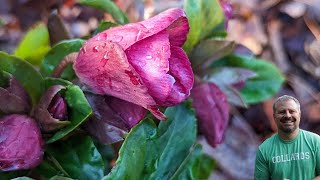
[11, 177, 34, 180]
[211, 55, 285, 104]
[44, 77, 73, 88]
[183, 0, 202, 53]
[46, 135, 105, 180]
[189, 38, 235, 71]
[183, 0, 224, 53]
[49, 176, 74, 180]
[0, 171, 29, 180]
[78, 0, 129, 24]
[171, 145, 216, 180]
[14, 23, 50, 66]
[93, 21, 118, 35]
[0, 51, 44, 106]
[200, 0, 224, 39]
[40, 39, 84, 81]
[32, 158, 61, 179]
[46, 85, 92, 143]
[104, 103, 197, 179]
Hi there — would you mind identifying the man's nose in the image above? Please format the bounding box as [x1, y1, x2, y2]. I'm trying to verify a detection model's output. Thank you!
[284, 111, 291, 117]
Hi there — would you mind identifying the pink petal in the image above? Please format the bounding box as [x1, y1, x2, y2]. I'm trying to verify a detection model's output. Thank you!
[91, 8, 188, 50]
[191, 83, 229, 147]
[107, 96, 147, 128]
[164, 46, 194, 106]
[125, 31, 174, 105]
[0, 114, 44, 171]
[74, 41, 166, 120]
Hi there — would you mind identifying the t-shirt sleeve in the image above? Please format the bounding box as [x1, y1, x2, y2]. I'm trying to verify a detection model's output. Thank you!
[316, 136, 320, 176]
[254, 147, 269, 180]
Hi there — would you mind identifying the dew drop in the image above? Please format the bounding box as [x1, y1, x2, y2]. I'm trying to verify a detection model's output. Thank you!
[93, 46, 99, 52]
[113, 35, 123, 42]
[136, 30, 142, 41]
[103, 51, 109, 60]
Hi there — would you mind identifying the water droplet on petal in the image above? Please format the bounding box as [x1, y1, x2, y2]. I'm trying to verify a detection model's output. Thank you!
[146, 55, 152, 59]
[136, 30, 142, 41]
[103, 52, 109, 60]
[81, 47, 87, 53]
[93, 46, 99, 52]
[113, 35, 123, 42]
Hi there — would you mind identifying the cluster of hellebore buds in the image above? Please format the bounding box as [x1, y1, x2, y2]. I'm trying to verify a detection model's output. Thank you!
[0, 73, 70, 171]
[1, 3, 234, 171]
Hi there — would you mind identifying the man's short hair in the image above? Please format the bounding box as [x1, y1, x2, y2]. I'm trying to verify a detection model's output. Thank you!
[273, 95, 300, 113]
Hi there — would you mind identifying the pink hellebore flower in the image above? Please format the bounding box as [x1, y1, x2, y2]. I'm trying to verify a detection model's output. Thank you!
[74, 8, 194, 120]
[0, 114, 44, 171]
[192, 82, 229, 147]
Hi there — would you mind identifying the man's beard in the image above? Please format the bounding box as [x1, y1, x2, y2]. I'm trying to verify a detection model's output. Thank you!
[279, 117, 297, 134]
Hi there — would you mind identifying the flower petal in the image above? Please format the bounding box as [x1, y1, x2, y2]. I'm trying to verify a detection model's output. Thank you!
[164, 46, 194, 106]
[125, 31, 174, 105]
[0, 114, 44, 171]
[34, 85, 70, 133]
[91, 8, 188, 50]
[74, 41, 165, 120]
[191, 83, 229, 147]
[107, 96, 147, 128]
[83, 93, 128, 144]
[0, 76, 31, 114]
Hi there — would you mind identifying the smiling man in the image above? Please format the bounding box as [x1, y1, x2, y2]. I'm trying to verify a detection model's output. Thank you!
[254, 95, 320, 180]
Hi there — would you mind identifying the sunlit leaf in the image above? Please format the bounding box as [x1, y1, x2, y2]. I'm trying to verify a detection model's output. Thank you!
[46, 135, 105, 179]
[0, 52, 44, 106]
[40, 39, 84, 80]
[104, 103, 197, 179]
[77, 0, 129, 24]
[183, 0, 224, 53]
[211, 55, 285, 104]
[14, 23, 50, 66]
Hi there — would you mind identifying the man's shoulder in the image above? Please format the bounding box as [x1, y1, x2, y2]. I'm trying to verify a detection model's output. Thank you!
[300, 129, 320, 142]
[258, 133, 278, 150]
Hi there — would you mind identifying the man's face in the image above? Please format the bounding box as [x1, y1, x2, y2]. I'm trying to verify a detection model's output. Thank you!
[273, 99, 301, 134]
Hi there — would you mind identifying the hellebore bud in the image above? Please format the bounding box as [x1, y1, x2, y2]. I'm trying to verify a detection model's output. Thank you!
[0, 72, 31, 114]
[0, 114, 44, 171]
[191, 82, 230, 147]
[34, 85, 70, 133]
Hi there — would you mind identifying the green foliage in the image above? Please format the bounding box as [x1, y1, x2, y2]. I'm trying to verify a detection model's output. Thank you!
[46, 84, 92, 143]
[183, 0, 224, 53]
[189, 38, 235, 71]
[211, 54, 285, 104]
[93, 21, 118, 35]
[78, 0, 129, 24]
[171, 145, 216, 179]
[40, 39, 84, 80]
[46, 135, 105, 180]
[103, 103, 212, 180]
[0, 171, 29, 180]
[0, 51, 44, 106]
[14, 23, 50, 66]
